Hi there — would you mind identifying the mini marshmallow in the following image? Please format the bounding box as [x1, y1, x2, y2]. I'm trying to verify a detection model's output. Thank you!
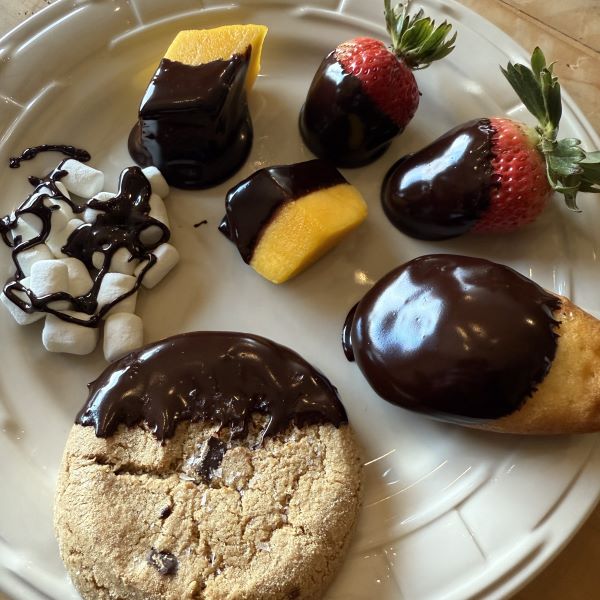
[15, 244, 54, 277]
[97, 272, 137, 316]
[109, 247, 138, 275]
[29, 259, 70, 310]
[139, 224, 165, 246]
[136, 243, 179, 289]
[149, 193, 169, 227]
[0, 279, 44, 325]
[36, 180, 71, 201]
[45, 198, 75, 229]
[103, 312, 143, 362]
[42, 312, 98, 355]
[8, 214, 40, 245]
[58, 257, 94, 297]
[46, 218, 84, 258]
[92, 251, 105, 271]
[142, 166, 169, 198]
[60, 160, 104, 198]
[83, 192, 115, 224]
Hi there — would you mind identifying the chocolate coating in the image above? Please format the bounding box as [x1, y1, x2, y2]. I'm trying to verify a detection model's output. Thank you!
[381, 119, 497, 240]
[344, 255, 561, 422]
[0, 162, 169, 326]
[219, 159, 347, 263]
[128, 53, 252, 189]
[299, 53, 399, 168]
[77, 331, 347, 441]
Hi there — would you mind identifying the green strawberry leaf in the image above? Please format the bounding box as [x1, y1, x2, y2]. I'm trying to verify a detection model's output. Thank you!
[385, 0, 456, 69]
[530, 46, 546, 77]
[502, 47, 600, 210]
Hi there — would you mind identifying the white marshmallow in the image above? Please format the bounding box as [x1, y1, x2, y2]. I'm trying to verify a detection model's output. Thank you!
[83, 192, 115, 224]
[142, 166, 169, 198]
[36, 181, 71, 201]
[149, 193, 169, 227]
[92, 251, 105, 271]
[0, 279, 44, 325]
[58, 257, 94, 297]
[136, 243, 179, 289]
[45, 198, 74, 230]
[47, 218, 84, 258]
[96, 272, 137, 316]
[109, 247, 138, 275]
[8, 213, 41, 245]
[103, 313, 143, 362]
[29, 259, 70, 310]
[139, 224, 166, 246]
[60, 160, 104, 198]
[15, 244, 54, 277]
[42, 312, 98, 354]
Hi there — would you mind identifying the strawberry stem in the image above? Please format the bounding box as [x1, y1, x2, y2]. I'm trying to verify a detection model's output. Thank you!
[502, 47, 600, 210]
[384, 0, 456, 70]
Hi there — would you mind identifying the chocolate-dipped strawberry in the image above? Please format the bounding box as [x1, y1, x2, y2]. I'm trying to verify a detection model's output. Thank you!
[129, 25, 267, 189]
[382, 47, 600, 240]
[219, 159, 367, 283]
[299, 0, 455, 167]
[343, 254, 600, 434]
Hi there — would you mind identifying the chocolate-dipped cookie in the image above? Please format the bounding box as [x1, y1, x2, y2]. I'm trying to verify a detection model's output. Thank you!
[54, 332, 362, 600]
[343, 254, 600, 434]
[219, 159, 367, 284]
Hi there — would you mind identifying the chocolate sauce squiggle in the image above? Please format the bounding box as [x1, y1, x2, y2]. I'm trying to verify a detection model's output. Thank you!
[9, 145, 91, 168]
[0, 162, 169, 327]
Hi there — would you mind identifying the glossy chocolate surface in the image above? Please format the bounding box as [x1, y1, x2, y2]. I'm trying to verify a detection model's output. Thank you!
[9, 144, 90, 168]
[128, 53, 252, 189]
[381, 119, 496, 240]
[344, 254, 561, 421]
[0, 162, 169, 326]
[299, 53, 399, 168]
[219, 159, 347, 263]
[77, 331, 347, 440]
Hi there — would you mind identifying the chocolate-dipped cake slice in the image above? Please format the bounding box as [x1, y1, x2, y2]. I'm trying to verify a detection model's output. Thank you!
[129, 25, 267, 189]
[343, 254, 600, 434]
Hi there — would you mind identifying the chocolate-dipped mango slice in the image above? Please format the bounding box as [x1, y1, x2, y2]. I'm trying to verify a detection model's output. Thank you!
[128, 25, 268, 189]
[219, 159, 367, 284]
[164, 26, 267, 90]
[343, 254, 600, 434]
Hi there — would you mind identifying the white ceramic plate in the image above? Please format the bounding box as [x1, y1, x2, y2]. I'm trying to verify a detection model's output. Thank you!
[1, 1, 599, 599]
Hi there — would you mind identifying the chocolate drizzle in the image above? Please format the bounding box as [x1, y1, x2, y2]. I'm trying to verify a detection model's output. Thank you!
[128, 51, 252, 189]
[77, 331, 347, 442]
[381, 119, 497, 240]
[344, 255, 561, 421]
[9, 144, 91, 168]
[0, 162, 169, 326]
[299, 52, 400, 167]
[219, 159, 347, 263]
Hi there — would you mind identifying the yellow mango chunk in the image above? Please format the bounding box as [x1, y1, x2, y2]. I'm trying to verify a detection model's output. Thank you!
[164, 25, 268, 89]
[250, 184, 368, 284]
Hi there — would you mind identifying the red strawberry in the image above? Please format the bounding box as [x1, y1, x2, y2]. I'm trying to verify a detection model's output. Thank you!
[334, 37, 420, 130]
[473, 117, 551, 233]
[299, 1, 456, 167]
[381, 47, 600, 239]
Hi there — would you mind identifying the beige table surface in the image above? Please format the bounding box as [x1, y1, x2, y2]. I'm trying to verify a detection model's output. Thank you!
[0, 1, 599, 599]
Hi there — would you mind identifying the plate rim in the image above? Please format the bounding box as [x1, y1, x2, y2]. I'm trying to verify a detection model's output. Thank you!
[0, 2, 599, 600]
